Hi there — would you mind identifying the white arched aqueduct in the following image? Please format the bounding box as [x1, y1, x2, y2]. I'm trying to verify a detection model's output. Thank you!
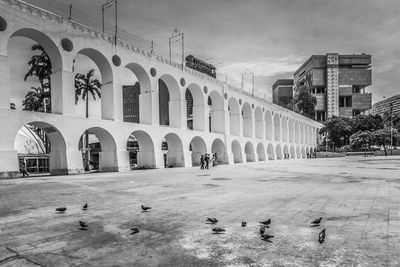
[0, 1, 322, 177]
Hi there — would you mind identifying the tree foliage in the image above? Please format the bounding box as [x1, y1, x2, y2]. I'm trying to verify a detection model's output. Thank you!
[288, 85, 317, 119]
[350, 131, 372, 151]
[320, 116, 352, 149]
[22, 44, 52, 112]
[74, 69, 102, 105]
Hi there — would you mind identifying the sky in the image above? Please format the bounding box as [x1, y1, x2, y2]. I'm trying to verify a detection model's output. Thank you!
[24, 0, 400, 103]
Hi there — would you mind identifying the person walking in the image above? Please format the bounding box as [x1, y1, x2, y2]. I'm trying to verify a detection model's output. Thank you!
[205, 154, 210, 169]
[20, 162, 29, 177]
[200, 154, 205, 170]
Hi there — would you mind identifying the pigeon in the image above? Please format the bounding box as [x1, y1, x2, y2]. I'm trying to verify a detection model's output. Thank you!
[311, 217, 323, 226]
[55, 207, 67, 213]
[130, 227, 139, 235]
[259, 219, 271, 226]
[259, 226, 266, 235]
[241, 221, 247, 227]
[206, 217, 218, 224]
[212, 227, 226, 234]
[261, 233, 274, 242]
[82, 203, 88, 210]
[141, 205, 151, 212]
[79, 220, 88, 230]
[318, 229, 326, 244]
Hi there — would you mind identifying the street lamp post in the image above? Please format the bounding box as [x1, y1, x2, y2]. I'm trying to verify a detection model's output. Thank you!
[390, 103, 393, 155]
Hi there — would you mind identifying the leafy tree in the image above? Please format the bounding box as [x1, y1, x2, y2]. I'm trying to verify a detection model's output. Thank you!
[350, 131, 372, 151]
[371, 128, 399, 156]
[351, 115, 383, 133]
[320, 116, 352, 150]
[22, 44, 52, 112]
[22, 86, 50, 112]
[288, 85, 317, 119]
[382, 112, 400, 131]
[74, 69, 102, 171]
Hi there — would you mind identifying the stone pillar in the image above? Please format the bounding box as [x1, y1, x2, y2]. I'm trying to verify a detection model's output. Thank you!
[113, 82, 124, 122]
[169, 99, 184, 129]
[101, 82, 114, 120]
[0, 55, 10, 109]
[192, 104, 206, 131]
[137, 151, 156, 169]
[66, 150, 84, 175]
[116, 150, 130, 172]
[52, 69, 75, 116]
[139, 91, 158, 125]
[226, 152, 234, 165]
[212, 108, 226, 134]
[49, 150, 68, 175]
[0, 150, 19, 178]
[99, 151, 118, 172]
[184, 151, 192, 167]
[155, 149, 166, 169]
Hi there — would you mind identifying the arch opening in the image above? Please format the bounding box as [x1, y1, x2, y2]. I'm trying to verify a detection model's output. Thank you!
[274, 113, 281, 141]
[231, 140, 242, 164]
[282, 116, 288, 142]
[186, 83, 205, 131]
[267, 143, 275, 160]
[265, 110, 273, 140]
[254, 107, 263, 139]
[13, 122, 67, 176]
[78, 127, 118, 172]
[275, 144, 283, 160]
[211, 138, 228, 165]
[163, 133, 184, 167]
[159, 74, 182, 127]
[228, 97, 240, 136]
[257, 143, 266, 161]
[208, 91, 225, 133]
[244, 142, 255, 162]
[242, 102, 253, 137]
[283, 145, 289, 159]
[127, 130, 155, 169]
[290, 145, 296, 159]
[190, 136, 207, 167]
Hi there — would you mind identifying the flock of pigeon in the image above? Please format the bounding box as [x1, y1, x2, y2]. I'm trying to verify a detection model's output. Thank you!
[207, 216, 326, 244]
[55, 205, 326, 244]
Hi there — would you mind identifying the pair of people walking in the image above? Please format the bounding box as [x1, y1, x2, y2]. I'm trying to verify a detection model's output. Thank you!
[200, 153, 217, 169]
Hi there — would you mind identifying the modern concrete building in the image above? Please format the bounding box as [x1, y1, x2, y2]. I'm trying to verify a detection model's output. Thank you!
[272, 79, 293, 108]
[373, 94, 400, 117]
[0, 0, 322, 178]
[293, 53, 372, 122]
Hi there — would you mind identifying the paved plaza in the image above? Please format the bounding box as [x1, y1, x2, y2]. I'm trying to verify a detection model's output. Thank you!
[0, 156, 399, 266]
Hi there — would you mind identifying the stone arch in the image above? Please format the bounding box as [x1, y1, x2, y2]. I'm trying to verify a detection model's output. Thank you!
[74, 48, 114, 120]
[159, 74, 182, 128]
[190, 136, 207, 167]
[8, 28, 63, 113]
[267, 143, 275, 160]
[127, 130, 155, 169]
[211, 138, 228, 165]
[288, 118, 294, 143]
[228, 97, 240, 136]
[79, 127, 118, 172]
[244, 141, 255, 162]
[13, 121, 68, 175]
[301, 146, 306, 158]
[265, 110, 273, 140]
[208, 91, 225, 133]
[242, 102, 253, 138]
[290, 145, 296, 159]
[256, 143, 266, 161]
[283, 144, 289, 159]
[124, 63, 152, 124]
[164, 133, 185, 167]
[275, 144, 283, 160]
[231, 140, 242, 164]
[281, 116, 288, 142]
[186, 83, 205, 131]
[254, 107, 263, 139]
[274, 113, 281, 141]
[296, 146, 301, 158]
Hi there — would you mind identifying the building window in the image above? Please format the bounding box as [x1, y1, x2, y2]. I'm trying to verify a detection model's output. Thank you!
[352, 85, 363, 93]
[339, 96, 352, 107]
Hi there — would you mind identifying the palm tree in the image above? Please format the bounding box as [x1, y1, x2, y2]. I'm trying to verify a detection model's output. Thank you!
[22, 86, 50, 112]
[74, 69, 102, 171]
[23, 44, 52, 112]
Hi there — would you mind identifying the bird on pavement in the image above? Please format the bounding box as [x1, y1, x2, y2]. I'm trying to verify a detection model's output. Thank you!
[55, 207, 67, 213]
[79, 220, 88, 230]
[259, 226, 266, 235]
[82, 203, 88, 210]
[141, 205, 151, 212]
[212, 227, 226, 234]
[261, 233, 274, 242]
[311, 217, 323, 226]
[318, 229, 326, 244]
[241, 221, 247, 227]
[206, 218, 218, 224]
[130, 227, 139, 235]
[259, 219, 271, 226]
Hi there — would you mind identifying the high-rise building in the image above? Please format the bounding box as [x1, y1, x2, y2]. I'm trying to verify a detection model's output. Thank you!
[293, 53, 372, 122]
[373, 94, 400, 117]
[272, 79, 293, 108]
